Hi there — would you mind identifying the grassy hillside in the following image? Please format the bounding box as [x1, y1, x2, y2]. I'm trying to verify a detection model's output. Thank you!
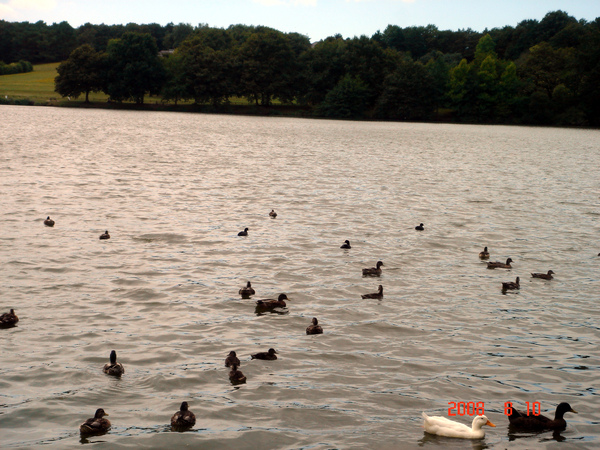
[0, 63, 305, 116]
[1, 63, 110, 104]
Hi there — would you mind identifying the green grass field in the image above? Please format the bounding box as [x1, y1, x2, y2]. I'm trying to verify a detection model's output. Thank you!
[0, 63, 110, 103]
[0, 63, 272, 107]
[0, 63, 309, 119]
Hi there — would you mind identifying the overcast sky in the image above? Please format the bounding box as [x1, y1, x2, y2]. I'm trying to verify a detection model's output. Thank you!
[1, 0, 599, 42]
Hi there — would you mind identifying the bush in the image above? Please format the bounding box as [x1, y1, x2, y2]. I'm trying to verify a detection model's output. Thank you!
[0, 60, 34, 75]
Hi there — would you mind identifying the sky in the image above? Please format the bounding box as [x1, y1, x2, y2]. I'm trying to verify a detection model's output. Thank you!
[1, 0, 600, 42]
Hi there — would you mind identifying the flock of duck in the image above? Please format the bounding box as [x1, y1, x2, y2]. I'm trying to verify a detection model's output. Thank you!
[478, 246, 557, 294]
[0, 215, 581, 440]
[419, 246, 578, 439]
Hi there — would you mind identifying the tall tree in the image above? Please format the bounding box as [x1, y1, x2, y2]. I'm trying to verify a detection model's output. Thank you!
[375, 59, 436, 120]
[521, 41, 576, 96]
[238, 29, 297, 105]
[301, 37, 347, 105]
[317, 74, 368, 119]
[54, 44, 104, 102]
[177, 36, 234, 106]
[105, 32, 166, 104]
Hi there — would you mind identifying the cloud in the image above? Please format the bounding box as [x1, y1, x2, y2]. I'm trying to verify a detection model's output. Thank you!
[4, 0, 57, 9]
[346, 0, 415, 2]
[0, 0, 57, 16]
[253, 0, 317, 6]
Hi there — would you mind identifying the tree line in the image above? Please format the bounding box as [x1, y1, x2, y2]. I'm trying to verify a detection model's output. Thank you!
[3, 11, 600, 126]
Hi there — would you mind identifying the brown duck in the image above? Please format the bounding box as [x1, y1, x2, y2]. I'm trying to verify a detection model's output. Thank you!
[487, 258, 513, 269]
[361, 285, 383, 299]
[225, 351, 240, 367]
[479, 246, 490, 259]
[502, 277, 520, 292]
[531, 270, 555, 280]
[80, 408, 111, 435]
[229, 364, 247, 384]
[306, 317, 323, 335]
[103, 350, 124, 376]
[239, 281, 256, 298]
[171, 401, 196, 429]
[0, 309, 19, 327]
[251, 348, 278, 360]
[508, 402, 577, 431]
[255, 294, 288, 311]
[362, 261, 384, 276]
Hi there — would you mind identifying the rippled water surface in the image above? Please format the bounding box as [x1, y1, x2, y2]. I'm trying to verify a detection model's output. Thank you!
[1, 105, 599, 449]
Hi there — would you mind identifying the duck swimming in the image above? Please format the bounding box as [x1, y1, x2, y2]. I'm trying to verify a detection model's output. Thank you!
[238, 227, 249, 236]
[0, 309, 19, 327]
[171, 401, 196, 429]
[502, 277, 520, 292]
[508, 402, 577, 431]
[269, 210, 277, 218]
[306, 317, 323, 335]
[80, 408, 111, 435]
[479, 246, 490, 259]
[103, 350, 124, 376]
[225, 351, 240, 367]
[362, 261, 384, 276]
[251, 348, 278, 360]
[487, 258, 513, 269]
[99, 230, 110, 240]
[229, 364, 247, 384]
[361, 285, 383, 299]
[340, 240, 351, 249]
[44, 216, 55, 227]
[422, 412, 495, 439]
[531, 270, 555, 280]
[415, 223, 425, 231]
[255, 294, 288, 311]
[239, 281, 255, 298]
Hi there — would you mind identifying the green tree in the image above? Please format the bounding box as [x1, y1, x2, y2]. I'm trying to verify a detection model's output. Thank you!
[54, 44, 104, 102]
[447, 58, 478, 120]
[473, 34, 497, 66]
[160, 52, 188, 105]
[317, 74, 368, 119]
[476, 54, 499, 118]
[177, 36, 234, 106]
[521, 41, 576, 96]
[343, 36, 395, 106]
[497, 61, 520, 119]
[300, 37, 347, 105]
[238, 29, 297, 105]
[105, 32, 166, 104]
[163, 23, 194, 49]
[425, 52, 451, 111]
[374, 60, 436, 120]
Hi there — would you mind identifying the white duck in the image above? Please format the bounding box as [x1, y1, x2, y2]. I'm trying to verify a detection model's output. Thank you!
[422, 413, 495, 439]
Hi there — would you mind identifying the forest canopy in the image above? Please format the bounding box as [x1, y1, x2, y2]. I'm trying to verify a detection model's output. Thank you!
[2, 11, 600, 126]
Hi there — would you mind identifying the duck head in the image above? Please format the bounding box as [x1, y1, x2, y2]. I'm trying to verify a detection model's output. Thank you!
[94, 408, 108, 419]
[473, 415, 495, 429]
[556, 402, 577, 418]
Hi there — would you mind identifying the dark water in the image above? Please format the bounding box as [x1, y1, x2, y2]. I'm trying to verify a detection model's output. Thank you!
[1, 105, 599, 449]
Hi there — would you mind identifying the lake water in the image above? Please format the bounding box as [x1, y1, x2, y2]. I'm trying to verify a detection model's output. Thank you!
[0, 105, 598, 449]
